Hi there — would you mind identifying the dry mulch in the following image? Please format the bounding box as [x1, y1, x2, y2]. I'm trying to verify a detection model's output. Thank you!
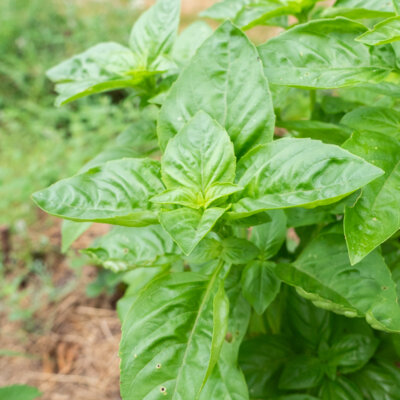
[0, 216, 121, 400]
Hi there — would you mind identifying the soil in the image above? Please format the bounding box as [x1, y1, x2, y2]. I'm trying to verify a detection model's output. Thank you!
[0, 215, 121, 400]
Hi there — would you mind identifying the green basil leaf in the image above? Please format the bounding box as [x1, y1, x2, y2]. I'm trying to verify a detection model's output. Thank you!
[240, 335, 294, 398]
[395, 0, 400, 14]
[221, 238, 260, 264]
[158, 21, 275, 157]
[319, 377, 363, 400]
[278, 120, 352, 145]
[200, 271, 251, 400]
[234, 0, 320, 30]
[285, 207, 335, 228]
[117, 267, 165, 322]
[324, 0, 395, 19]
[0, 385, 41, 400]
[171, 21, 213, 67]
[230, 138, 383, 218]
[250, 210, 287, 260]
[159, 207, 226, 255]
[327, 334, 379, 373]
[155, 111, 237, 208]
[241, 261, 281, 315]
[120, 270, 229, 400]
[286, 288, 332, 351]
[357, 17, 400, 45]
[341, 106, 400, 139]
[83, 225, 179, 272]
[343, 131, 400, 264]
[352, 361, 400, 400]
[200, 0, 248, 21]
[47, 42, 155, 106]
[276, 230, 400, 333]
[129, 0, 180, 69]
[32, 158, 164, 227]
[278, 396, 320, 400]
[258, 18, 392, 89]
[278, 355, 325, 390]
[61, 220, 92, 253]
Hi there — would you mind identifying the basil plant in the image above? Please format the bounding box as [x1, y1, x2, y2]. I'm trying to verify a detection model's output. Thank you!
[33, 0, 400, 398]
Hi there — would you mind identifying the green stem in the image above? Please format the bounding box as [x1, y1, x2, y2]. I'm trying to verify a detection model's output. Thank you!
[309, 89, 316, 117]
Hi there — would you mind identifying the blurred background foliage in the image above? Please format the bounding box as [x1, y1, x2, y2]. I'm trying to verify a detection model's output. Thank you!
[0, 0, 144, 225]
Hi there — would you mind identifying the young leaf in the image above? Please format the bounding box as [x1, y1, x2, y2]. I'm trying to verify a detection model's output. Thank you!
[241, 261, 281, 315]
[326, 334, 378, 374]
[357, 17, 400, 45]
[324, 0, 395, 18]
[61, 220, 92, 253]
[319, 377, 364, 400]
[341, 106, 400, 139]
[129, 0, 180, 69]
[279, 355, 325, 390]
[46, 42, 156, 106]
[159, 207, 226, 255]
[120, 270, 229, 400]
[158, 21, 275, 157]
[154, 112, 238, 208]
[0, 385, 41, 400]
[250, 210, 287, 260]
[32, 158, 165, 227]
[230, 138, 383, 218]
[258, 18, 393, 89]
[83, 225, 179, 272]
[276, 230, 400, 333]
[200, 0, 248, 21]
[343, 131, 400, 264]
[171, 21, 213, 67]
[199, 271, 251, 400]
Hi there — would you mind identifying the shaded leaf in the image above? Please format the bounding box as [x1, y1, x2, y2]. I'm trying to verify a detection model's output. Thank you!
[250, 210, 287, 260]
[158, 21, 274, 157]
[83, 225, 179, 272]
[241, 261, 281, 314]
[276, 230, 400, 333]
[319, 377, 363, 400]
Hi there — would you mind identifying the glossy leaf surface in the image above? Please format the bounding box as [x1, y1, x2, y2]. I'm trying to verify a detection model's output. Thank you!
[159, 207, 226, 255]
[258, 18, 393, 89]
[158, 21, 274, 157]
[129, 0, 180, 68]
[230, 138, 383, 218]
[341, 106, 400, 139]
[83, 225, 178, 272]
[276, 230, 400, 333]
[33, 158, 164, 226]
[343, 131, 400, 264]
[154, 112, 237, 208]
[357, 17, 400, 45]
[324, 0, 395, 18]
[319, 377, 363, 400]
[199, 272, 250, 400]
[120, 271, 228, 400]
[47, 42, 155, 106]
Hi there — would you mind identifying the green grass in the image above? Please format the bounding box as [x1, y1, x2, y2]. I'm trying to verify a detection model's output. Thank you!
[0, 0, 143, 224]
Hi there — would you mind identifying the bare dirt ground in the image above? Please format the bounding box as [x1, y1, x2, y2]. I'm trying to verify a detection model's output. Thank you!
[0, 217, 121, 400]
